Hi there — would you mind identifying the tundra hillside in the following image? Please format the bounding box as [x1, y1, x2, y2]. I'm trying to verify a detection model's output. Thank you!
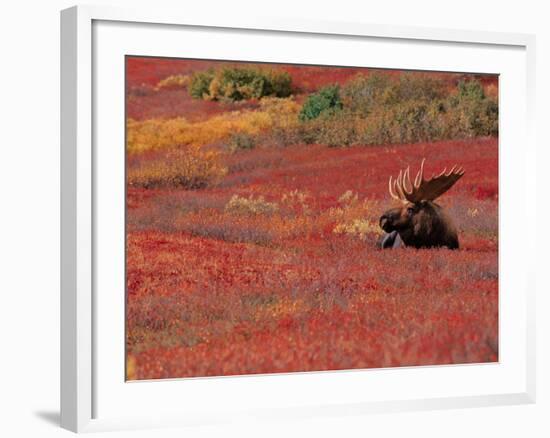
[126, 57, 498, 380]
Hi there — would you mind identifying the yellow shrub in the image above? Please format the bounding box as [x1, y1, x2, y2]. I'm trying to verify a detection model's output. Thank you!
[259, 97, 301, 130]
[126, 98, 301, 154]
[127, 111, 272, 154]
[225, 195, 278, 215]
[338, 190, 359, 205]
[333, 219, 382, 239]
[281, 189, 312, 215]
[329, 192, 383, 239]
[154, 74, 190, 90]
[127, 146, 227, 189]
[126, 102, 298, 188]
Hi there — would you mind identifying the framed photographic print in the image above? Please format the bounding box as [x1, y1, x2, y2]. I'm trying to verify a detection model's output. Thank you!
[61, 5, 536, 433]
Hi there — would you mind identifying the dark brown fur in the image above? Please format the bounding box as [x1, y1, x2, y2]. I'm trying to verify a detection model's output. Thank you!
[379, 200, 459, 249]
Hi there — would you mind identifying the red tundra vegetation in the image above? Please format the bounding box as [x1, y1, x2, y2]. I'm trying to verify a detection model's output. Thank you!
[125, 57, 498, 380]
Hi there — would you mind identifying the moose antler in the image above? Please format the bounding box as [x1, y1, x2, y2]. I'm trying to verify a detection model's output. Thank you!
[389, 158, 465, 203]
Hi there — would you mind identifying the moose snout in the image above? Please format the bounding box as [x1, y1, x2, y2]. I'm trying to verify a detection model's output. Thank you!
[379, 214, 393, 232]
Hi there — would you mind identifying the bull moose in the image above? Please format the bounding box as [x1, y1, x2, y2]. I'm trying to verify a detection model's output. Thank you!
[379, 159, 465, 249]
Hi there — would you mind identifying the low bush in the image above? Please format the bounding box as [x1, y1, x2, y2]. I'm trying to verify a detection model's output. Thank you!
[127, 98, 301, 156]
[227, 132, 256, 151]
[189, 69, 215, 99]
[298, 101, 446, 147]
[447, 80, 499, 137]
[340, 73, 394, 117]
[127, 147, 227, 189]
[390, 73, 447, 104]
[257, 97, 302, 146]
[189, 67, 292, 102]
[298, 112, 361, 147]
[363, 100, 447, 144]
[155, 74, 190, 91]
[297, 74, 497, 147]
[333, 218, 382, 240]
[298, 85, 343, 121]
[126, 112, 271, 154]
[225, 194, 279, 215]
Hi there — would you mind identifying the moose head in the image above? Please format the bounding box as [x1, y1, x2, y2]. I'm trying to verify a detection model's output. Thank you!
[379, 159, 465, 249]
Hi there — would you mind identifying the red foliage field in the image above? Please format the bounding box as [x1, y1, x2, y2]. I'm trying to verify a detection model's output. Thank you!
[126, 138, 498, 380]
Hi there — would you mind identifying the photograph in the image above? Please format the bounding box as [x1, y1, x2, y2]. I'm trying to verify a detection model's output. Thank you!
[125, 56, 499, 380]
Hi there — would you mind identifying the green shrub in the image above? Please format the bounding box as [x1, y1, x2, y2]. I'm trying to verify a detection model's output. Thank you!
[301, 111, 361, 147]
[264, 70, 293, 98]
[298, 85, 343, 121]
[452, 79, 486, 102]
[213, 68, 266, 101]
[298, 99, 452, 147]
[297, 75, 497, 146]
[447, 80, 499, 137]
[386, 100, 446, 143]
[189, 69, 215, 99]
[391, 73, 446, 103]
[340, 72, 446, 116]
[187, 69, 497, 148]
[340, 73, 394, 116]
[189, 67, 292, 102]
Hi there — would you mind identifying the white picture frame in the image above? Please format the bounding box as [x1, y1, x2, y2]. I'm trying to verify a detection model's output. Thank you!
[60, 4, 536, 433]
